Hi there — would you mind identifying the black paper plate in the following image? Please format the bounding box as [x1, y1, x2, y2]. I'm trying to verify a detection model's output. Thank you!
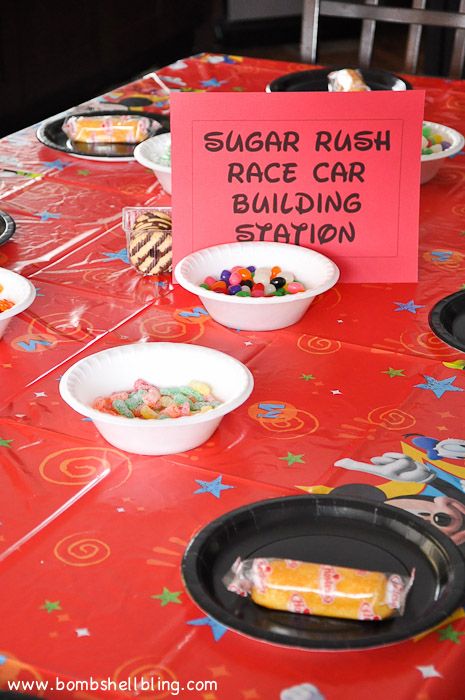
[182, 495, 465, 650]
[429, 290, 465, 353]
[266, 67, 412, 92]
[0, 210, 15, 246]
[36, 110, 169, 161]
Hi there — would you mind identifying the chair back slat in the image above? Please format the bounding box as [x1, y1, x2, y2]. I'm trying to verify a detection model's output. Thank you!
[405, 0, 427, 74]
[359, 0, 379, 67]
[301, 0, 465, 76]
[301, 0, 320, 64]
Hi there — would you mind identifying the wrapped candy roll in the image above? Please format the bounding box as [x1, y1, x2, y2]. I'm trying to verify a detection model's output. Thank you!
[62, 115, 155, 143]
[224, 557, 414, 621]
[328, 68, 371, 92]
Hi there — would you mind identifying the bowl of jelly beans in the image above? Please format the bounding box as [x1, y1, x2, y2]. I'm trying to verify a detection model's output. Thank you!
[0, 267, 36, 339]
[175, 241, 340, 331]
[421, 121, 464, 184]
[59, 341, 254, 455]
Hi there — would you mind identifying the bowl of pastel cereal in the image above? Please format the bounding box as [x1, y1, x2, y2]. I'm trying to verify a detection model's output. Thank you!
[174, 241, 340, 331]
[134, 132, 172, 193]
[59, 342, 254, 455]
[421, 121, 464, 184]
[0, 267, 36, 339]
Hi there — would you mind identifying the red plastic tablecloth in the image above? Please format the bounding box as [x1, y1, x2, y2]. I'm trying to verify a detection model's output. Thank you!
[1, 53, 465, 700]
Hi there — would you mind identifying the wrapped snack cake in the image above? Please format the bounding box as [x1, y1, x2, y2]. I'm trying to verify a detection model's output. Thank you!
[62, 115, 155, 144]
[124, 208, 172, 275]
[225, 557, 414, 621]
[328, 69, 371, 92]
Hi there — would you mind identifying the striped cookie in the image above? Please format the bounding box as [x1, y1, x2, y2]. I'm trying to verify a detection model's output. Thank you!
[129, 228, 172, 274]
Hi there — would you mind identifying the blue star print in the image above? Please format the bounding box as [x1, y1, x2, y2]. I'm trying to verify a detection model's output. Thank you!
[42, 159, 68, 171]
[194, 475, 234, 498]
[415, 375, 464, 399]
[36, 211, 61, 222]
[431, 251, 453, 262]
[394, 300, 424, 314]
[201, 78, 225, 88]
[102, 249, 129, 263]
[187, 616, 227, 641]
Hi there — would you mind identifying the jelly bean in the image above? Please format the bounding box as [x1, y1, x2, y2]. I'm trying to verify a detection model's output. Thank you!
[228, 284, 242, 295]
[199, 283, 210, 290]
[220, 269, 231, 282]
[280, 270, 295, 283]
[229, 271, 242, 286]
[430, 144, 443, 153]
[231, 265, 243, 272]
[442, 140, 451, 150]
[247, 266, 256, 273]
[270, 276, 286, 289]
[273, 288, 286, 296]
[252, 282, 264, 292]
[251, 288, 265, 297]
[263, 283, 276, 296]
[271, 265, 281, 277]
[241, 279, 254, 289]
[236, 290, 250, 297]
[237, 267, 253, 281]
[211, 281, 227, 293]
[432, 134, 443, 144]
[254, 267, 272, 284]
[287, 281, 305, 294]
[204, 276, 217, 286]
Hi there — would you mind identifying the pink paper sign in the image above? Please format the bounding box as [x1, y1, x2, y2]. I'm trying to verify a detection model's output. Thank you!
[171, 90, 424, 282]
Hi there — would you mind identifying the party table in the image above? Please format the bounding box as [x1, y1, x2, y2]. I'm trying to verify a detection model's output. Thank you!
[0, 53, 465, 700]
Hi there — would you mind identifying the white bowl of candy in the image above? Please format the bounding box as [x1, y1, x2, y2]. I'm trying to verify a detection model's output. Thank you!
[0, 267, 36, 339]
[59, 342, 254, 455]
[421, 121, 464, 184]
[175, 241, 340, 331]
[134, 132, 171, 193]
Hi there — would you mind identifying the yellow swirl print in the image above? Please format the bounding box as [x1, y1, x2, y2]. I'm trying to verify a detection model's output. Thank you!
[54, 533, 111, 567]
[113, 658, 177, 699]
[297, 334, 342, 355]
[367, 405, 416, 431]
[39, 447, 132, 486]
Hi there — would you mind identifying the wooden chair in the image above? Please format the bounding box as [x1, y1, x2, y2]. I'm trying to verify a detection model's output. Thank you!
[301, 0, 465, 78]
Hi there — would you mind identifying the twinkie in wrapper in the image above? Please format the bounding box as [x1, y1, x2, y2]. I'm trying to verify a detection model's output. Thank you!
[62, 115, 155, 144]
[224, 558, 414, 621]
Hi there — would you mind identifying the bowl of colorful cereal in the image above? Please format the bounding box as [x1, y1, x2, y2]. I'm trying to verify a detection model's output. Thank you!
[59, 342, 254, 455]
[0, 267, 36, 339]
[134, 132, 171, 193]
[421, 121, 464, 184]
[174, 241, 340, 331]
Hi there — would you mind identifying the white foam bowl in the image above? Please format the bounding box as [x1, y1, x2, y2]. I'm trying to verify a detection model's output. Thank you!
[59, 342, 254, 455]
[0, 267, 36, 339]
[421, 121, 464, 184]
[175, 241, 340, 331]
[134, 132, 172, 193]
